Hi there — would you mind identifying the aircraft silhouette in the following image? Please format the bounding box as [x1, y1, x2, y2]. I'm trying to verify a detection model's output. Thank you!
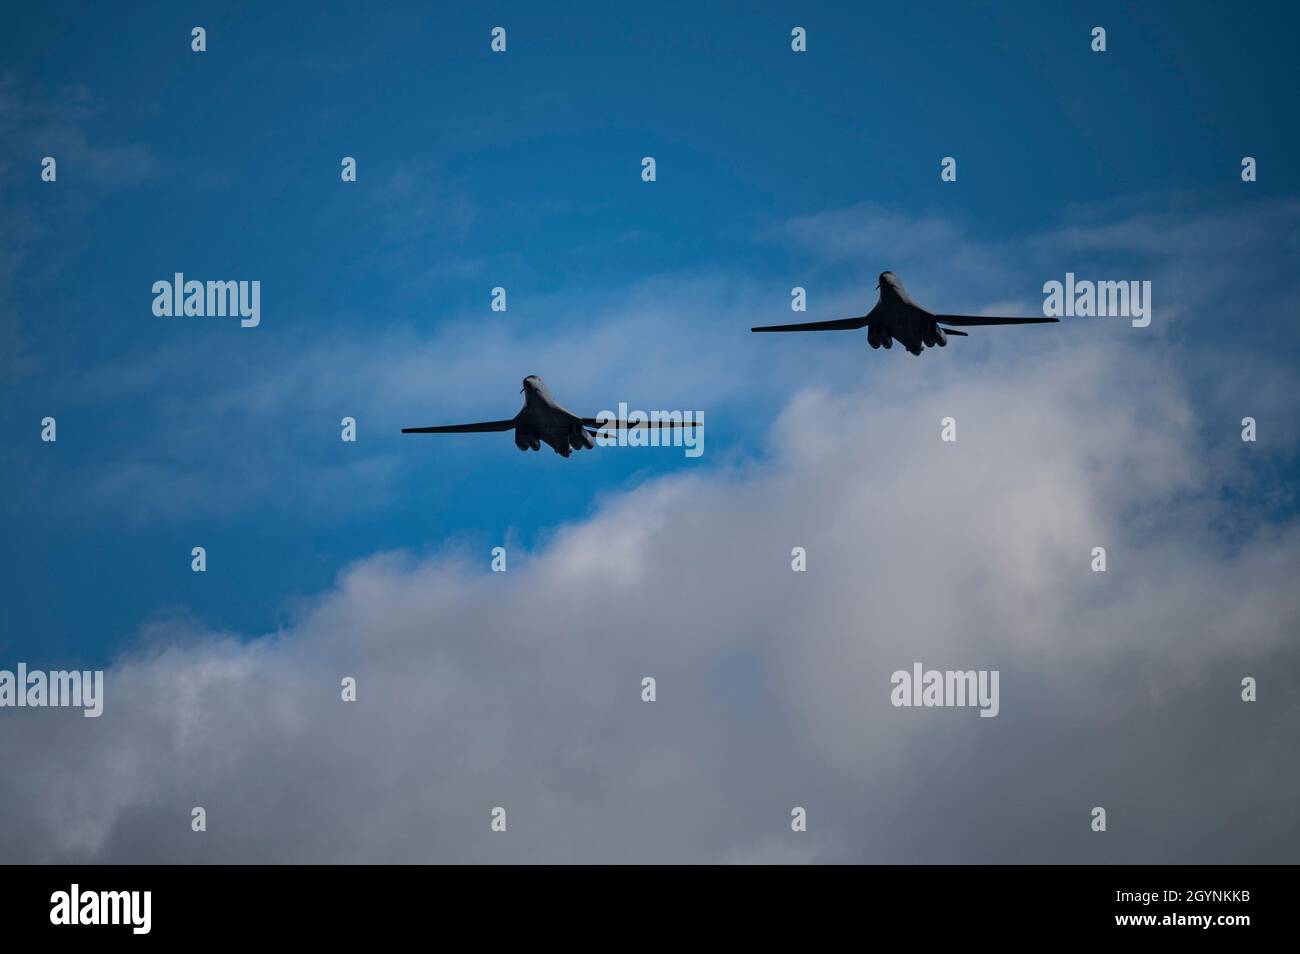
[402, 375, 701, 457]
[752, 271, 1058, 355]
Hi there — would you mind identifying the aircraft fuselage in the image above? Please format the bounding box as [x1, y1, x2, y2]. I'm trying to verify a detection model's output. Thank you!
[870, 278, 944, 356]
[516, 377, 592, 456]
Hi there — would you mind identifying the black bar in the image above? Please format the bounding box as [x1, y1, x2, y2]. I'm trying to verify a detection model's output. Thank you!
[0, 864, 1283, 940]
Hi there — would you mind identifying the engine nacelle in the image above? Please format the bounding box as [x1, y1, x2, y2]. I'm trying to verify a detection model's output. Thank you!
[934, 327, 947, 347]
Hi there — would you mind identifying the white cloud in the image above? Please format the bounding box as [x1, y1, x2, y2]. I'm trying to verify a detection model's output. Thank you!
[2, 337, 1296, 862]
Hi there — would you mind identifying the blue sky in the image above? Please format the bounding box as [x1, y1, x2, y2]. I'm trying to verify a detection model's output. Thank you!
[3, 1, 1298, 668]
[2, 2, 1299, 864]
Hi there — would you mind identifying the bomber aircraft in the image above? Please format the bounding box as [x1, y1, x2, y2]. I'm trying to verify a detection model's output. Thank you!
[402, 375, 700, 458]
[752, 271, 1057, 355]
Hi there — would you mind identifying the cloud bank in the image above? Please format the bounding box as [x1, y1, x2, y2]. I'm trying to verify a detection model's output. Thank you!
[3, 334, 1296, 863]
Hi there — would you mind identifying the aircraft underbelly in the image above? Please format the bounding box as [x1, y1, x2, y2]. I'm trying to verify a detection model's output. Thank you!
[883, 306, 924, 346]
[520, 404, 580, 447]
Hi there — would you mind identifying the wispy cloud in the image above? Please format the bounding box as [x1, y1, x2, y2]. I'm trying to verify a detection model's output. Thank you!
[0, 73, 163, 386]
[13, 195, 1298, 525]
